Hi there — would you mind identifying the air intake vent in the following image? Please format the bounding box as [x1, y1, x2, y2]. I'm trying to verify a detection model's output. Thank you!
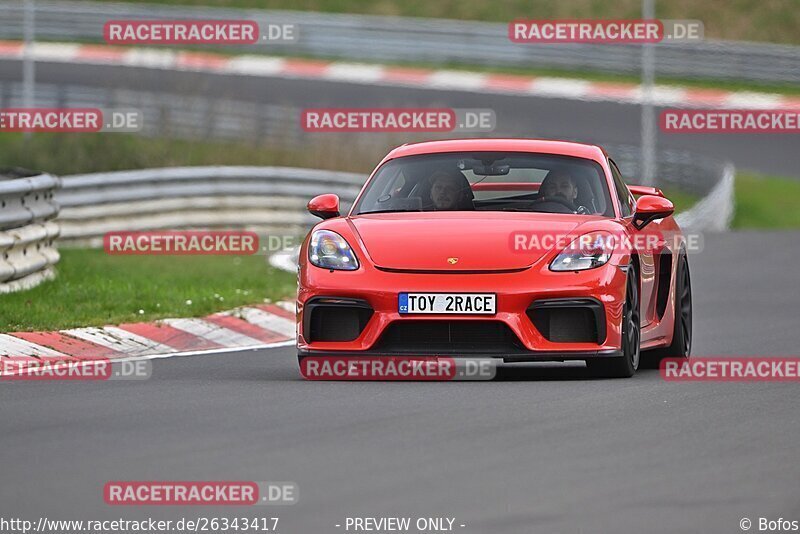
[527, 299, 605, 344]
[305, 298, 373, 342]
[655, 253, 673, 319]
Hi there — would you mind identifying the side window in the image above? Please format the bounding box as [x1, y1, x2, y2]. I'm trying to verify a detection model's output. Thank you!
[609, 160, 634, 217]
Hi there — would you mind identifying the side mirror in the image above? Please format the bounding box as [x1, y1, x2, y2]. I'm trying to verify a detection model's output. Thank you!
[308, 194, 340, 220]
[633, 195, 674, 230]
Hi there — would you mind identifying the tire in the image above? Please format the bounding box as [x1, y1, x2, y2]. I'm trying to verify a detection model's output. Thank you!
[587, 261, 640, 378]
[641, 253, 692, 368]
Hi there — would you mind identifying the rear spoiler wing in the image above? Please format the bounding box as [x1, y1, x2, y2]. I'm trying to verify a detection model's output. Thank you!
[628, 185, 664, 197]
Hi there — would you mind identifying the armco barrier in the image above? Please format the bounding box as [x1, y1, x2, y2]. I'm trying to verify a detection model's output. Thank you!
[0, 169, 61, 293]
[56, 167, 365, 241]
[674, 163, 735, 232]
[0, 1, 797, 84]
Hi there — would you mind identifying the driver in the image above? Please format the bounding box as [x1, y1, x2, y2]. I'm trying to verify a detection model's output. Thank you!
[428, 170, 474, 211]
[538, 168, 590, 214]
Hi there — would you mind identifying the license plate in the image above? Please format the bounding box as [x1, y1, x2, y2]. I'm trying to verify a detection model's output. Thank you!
[399, 293, 496, 315]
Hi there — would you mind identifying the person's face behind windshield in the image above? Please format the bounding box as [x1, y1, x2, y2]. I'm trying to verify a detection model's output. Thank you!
[541, 172, 578, 203]
[429, 172, 463, 210]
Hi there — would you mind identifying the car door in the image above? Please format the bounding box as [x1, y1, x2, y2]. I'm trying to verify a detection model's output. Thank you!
[609, 159, 659, 327]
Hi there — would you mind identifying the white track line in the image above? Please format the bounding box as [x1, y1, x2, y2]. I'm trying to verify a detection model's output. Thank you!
[724, 92, 785, 109]
[325, 63, 385, 83]
[529, 78, 591, 98]
[121, 48, 176, 69]
[427, 70, 487, 90]
[224, 55, 286, 75]
[30, 42, 80, 62]
[631, 86, 690, 107]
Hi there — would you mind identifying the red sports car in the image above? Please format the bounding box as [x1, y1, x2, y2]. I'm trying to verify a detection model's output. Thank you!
[297, 139, 692, 378]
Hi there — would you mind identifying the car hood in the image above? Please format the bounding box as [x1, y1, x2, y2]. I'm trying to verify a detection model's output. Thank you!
[349, 212, 591, 272]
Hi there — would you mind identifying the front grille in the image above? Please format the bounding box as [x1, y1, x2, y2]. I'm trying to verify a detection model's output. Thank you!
[527, 299, 605, 344]
[374, 320, 526, 354]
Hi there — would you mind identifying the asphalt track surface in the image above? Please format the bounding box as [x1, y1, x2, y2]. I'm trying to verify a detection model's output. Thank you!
[0, 59, 798, 177]
[1, 231, 799, 534]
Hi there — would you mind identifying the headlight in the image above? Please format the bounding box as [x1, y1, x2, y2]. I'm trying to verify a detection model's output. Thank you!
[550, 232, 615, 272]
[309, 230, 359, 271]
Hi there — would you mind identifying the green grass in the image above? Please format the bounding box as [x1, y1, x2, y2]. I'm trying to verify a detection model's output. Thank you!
[95, 0, 800, 45]
[732, 172, 800, 229]
[0, 249, 297, 332]
[660, 188, 698, 214]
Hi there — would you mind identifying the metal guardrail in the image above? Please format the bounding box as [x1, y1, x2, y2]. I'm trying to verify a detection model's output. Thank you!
[57, 166, 365, 241]
[0, 169, 61, 293]
[0, 1, 797, 83]
[674, 163, 735, 232]
[605, 143, 727, 200]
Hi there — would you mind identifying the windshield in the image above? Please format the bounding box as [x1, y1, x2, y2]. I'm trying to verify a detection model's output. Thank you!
[353, 152, 614, 216]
